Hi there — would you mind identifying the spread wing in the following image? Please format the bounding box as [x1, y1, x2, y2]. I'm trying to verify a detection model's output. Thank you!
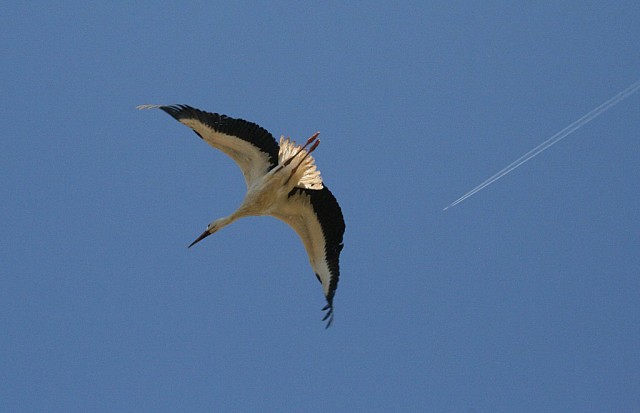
[273, 186, 345, 327]
[140, 104, 280, 188]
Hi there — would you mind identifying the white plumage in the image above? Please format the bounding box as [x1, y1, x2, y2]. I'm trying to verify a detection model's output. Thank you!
[138, 104, 345, 327]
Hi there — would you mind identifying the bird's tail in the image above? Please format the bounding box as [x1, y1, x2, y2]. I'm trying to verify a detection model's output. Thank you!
[279, 136, 323, 190]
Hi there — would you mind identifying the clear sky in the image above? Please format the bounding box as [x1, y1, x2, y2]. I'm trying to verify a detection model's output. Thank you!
[1, 2, 639, 412]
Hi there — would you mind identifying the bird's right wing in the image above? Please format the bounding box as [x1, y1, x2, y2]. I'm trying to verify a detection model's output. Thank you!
[273, 186, 345, 327]
[139, 105, 280, 188]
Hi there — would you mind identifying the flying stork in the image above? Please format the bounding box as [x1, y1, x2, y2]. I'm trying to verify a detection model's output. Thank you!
[138, 104, 345, 327]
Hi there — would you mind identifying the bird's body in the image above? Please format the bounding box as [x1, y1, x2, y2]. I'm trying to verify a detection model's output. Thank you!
[138, 104, 345, 327]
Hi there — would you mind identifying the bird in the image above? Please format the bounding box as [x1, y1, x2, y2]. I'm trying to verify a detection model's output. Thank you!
[137, 104, 345, 327]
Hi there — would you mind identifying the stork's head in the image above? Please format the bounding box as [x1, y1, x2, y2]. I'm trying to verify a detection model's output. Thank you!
[188, 217, 228, 248]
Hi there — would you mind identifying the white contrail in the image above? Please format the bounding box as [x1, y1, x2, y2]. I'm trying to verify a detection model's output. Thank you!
[444, 79, 640, 211]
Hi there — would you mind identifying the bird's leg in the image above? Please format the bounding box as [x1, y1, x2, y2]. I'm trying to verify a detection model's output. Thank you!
[284, 139, 320, 186]
[290, 139, 320, 175]
[282, 132, 320, 167]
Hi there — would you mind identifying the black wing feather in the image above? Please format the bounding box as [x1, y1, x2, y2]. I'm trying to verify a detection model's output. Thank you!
[290, 185, 345, 326]
[159, 105, 280, 168]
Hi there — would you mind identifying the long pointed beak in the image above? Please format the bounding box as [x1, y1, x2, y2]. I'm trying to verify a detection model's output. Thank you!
[188, 229, 212, 248]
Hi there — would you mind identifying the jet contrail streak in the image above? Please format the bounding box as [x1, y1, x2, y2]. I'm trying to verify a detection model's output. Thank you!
[444, 79, 640, 211]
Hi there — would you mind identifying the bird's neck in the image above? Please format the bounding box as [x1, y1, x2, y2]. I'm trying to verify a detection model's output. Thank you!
[214, 214, 240, 232]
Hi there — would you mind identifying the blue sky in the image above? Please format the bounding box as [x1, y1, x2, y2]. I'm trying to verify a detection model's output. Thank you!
[1, 2, 639, 412]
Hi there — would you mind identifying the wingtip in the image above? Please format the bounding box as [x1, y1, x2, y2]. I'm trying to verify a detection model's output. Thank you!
[322, 302, 334, 328]
[136, 104, 163, 110]
[323, 313, 334, 329]
[136, 104, 193, 122]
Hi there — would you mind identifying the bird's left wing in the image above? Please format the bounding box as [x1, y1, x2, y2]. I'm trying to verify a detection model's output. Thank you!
[273, 186, 345, 327]
[139, 105, 280, 188]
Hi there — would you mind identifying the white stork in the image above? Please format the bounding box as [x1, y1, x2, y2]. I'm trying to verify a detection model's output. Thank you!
[138, 104, 345, 327]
